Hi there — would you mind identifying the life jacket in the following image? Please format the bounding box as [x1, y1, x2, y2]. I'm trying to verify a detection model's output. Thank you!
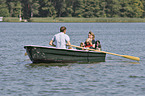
[85, 45, 92, 48]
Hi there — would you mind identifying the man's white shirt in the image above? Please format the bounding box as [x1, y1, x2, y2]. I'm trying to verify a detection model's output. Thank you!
[52, 32, 70, 49]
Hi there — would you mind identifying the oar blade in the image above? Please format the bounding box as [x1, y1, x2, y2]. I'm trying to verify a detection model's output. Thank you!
[122, 55, 140, 61]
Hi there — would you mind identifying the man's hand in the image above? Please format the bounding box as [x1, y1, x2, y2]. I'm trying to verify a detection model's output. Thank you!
[49, 40, 56, 47]
[66, 41, 71, 46]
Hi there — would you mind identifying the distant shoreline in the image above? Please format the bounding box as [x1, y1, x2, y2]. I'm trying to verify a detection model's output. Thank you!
[2, 17, 145, 23]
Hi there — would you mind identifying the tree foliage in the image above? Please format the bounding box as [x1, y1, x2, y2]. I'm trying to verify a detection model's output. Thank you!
[0, 0, 9, 17]
[1, 0, 145, 19]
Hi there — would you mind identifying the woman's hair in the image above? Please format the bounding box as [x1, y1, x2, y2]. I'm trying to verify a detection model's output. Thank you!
[96, 40, 100, 44]
[89, 31, 95, 40]
[95, 40, 101, 48]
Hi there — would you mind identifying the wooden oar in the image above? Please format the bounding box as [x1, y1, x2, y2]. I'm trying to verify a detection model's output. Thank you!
[70, 45, 140, 61]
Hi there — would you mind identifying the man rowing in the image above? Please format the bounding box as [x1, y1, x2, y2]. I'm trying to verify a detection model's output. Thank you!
[49, 26, 71, 49]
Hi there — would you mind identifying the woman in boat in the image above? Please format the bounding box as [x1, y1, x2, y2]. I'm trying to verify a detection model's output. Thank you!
[84, 31, 95, 48]
[95, 40, 101, 51]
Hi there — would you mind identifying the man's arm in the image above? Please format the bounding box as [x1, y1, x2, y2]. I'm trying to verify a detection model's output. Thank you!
[66, 41, 72, 49]
[49, 40, 56, 47]
[66, 41, 71, 46]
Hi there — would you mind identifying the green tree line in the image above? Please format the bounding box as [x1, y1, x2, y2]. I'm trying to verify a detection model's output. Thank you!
[0, 0, 145, 19]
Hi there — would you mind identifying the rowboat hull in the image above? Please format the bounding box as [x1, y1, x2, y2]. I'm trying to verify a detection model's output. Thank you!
[24, 45, 106, 63]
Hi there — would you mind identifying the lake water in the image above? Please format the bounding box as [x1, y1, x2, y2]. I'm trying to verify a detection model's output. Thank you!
[0, 22, 145, 96]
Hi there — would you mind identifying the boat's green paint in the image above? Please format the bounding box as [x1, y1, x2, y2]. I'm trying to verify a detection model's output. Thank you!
[24, 45, 106, 63]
